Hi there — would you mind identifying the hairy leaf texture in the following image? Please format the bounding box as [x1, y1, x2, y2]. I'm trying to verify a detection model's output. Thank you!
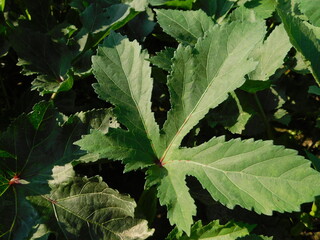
[77, 19, 320, 234]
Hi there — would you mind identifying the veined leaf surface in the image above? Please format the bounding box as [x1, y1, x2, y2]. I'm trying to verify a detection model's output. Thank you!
[78, 19, 320, 235]
[91, 32, 161, 163]
[0, 102, 124, 239]
[28, 176, 154, 240]
[155, 9, 213, 45]
[161, 21, 265, 159]
[276, 0, 320, 85]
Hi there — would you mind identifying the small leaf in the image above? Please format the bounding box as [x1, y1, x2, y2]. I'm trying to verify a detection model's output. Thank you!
[9, 28, 76, 95]
[149, 47, 175, 71]
[0, 0, 5, 11]
[194, 0, 236, 21]
[166, 220, 255, 240]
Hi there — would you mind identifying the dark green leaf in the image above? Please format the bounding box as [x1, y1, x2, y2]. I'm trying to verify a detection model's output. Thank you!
[28, 176, 154, 240]
[0, 102, 118, 239]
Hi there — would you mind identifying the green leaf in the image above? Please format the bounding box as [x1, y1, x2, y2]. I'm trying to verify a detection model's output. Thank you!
[155, 9, 213, 45]
[161, 137, 320, 222]
[308, 85, 320, 96]
[149, 47, 175, 71]
[194, 0, 236, 22]
[243, 0, 276, 19]
[239, 234, 273, 240]
[247, 24, 291, 81]
[161, 21, 265, 158]
[276, 0, 320, 85]
[149, 0, 195, 9]
[75, 1, 146, 52]
[296, 0, 320, 27]
[89, 31, 160, 166]
[28, 176, 154, 240]
[80, 18, 320, 235]
[208, 91, 254, 134]
[0, 0, 5, 11]
[165, 220, 255, 240]
[9, 28, 76, 95]
[0, 102, 117, 239]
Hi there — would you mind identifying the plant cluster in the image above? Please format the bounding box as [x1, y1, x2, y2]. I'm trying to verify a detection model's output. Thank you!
[1, 0, 320, 239]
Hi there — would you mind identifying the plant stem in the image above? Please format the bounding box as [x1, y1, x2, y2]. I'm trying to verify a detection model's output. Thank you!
[253, 93, 273, 139]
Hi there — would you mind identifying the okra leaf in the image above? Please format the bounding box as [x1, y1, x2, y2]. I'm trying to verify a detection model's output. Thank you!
[296, 0, 320, 27]
[0, 102, 118, 239]
[161, 21, 265, 156]
[9, 28, 75, 95]
[155, 9, 213, 45]
[27, 176, 154, 240]
[158, 137, 320, 234]
[276, 0, 320, 85]
[91, 31, 161, 162]
[78, 18, 320, 235]
[165, 220, 254, 240]
[248, 24, 291, 81]
[75, 0, 147, 52]
[149, 47, 175, 71]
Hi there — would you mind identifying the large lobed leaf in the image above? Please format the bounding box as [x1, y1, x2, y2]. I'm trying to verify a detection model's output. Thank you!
[77, 15, 320, 235]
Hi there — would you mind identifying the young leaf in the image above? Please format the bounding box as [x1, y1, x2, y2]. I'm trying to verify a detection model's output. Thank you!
[276, 0, 320, 86]
[155, 9, 213, 45]
[149, 47, 175, 71]
[27, 176, 154, 240]
[165, 220, 255, 240]
[9, 28, 75, 95]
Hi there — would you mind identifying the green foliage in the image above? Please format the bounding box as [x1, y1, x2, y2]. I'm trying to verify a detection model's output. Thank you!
[165, 220, 255, 239]
[276, 0, 320, 86]
[77, 16, 320, 235]
[0, 102, 152, 239]
[1, 0, 320, 239]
